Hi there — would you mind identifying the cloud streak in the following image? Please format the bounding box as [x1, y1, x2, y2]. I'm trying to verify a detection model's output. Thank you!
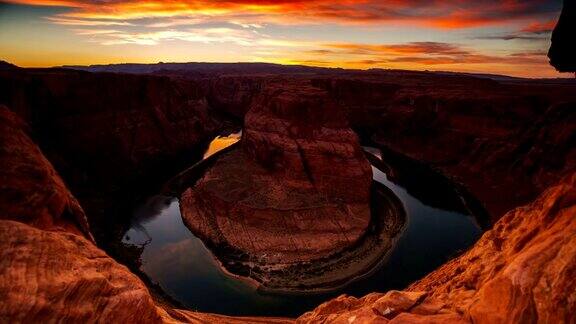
[76, 27, 261, 46]
[4, 0, 561, 29]
[478, 18, 556, 41]
[286, 41, 549, 69]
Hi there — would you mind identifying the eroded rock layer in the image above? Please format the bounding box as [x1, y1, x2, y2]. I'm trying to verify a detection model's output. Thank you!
[0, 105, 91, 239]
[0, 106, 162, 323]
[243, 84, 373, 203]
[0, 104, 289, 323]
[298, 172, 576, 323]
[0, 65, 575, 322]
[313, 75, 576, 221]
[180, 84, 381, 290]
[0, 68, 224, 246]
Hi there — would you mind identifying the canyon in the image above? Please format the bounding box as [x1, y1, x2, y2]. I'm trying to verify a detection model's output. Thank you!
[0, 60, 575, 323]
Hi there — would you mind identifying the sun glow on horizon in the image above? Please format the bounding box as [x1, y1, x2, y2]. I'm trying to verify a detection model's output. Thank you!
[0, 0, 568, 78]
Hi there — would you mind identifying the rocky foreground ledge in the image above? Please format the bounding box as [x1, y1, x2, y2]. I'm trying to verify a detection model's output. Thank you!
[300, 172, 576, 323]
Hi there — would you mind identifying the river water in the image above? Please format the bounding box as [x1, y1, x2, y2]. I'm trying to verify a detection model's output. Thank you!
[122, 134, 485, 317]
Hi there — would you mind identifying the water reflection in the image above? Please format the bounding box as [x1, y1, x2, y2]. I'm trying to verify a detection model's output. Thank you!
[126, 195, 174, 244]
[203, 131, 242, 159]
[123, 197, 318, 316]
[122, 142, 484, 317]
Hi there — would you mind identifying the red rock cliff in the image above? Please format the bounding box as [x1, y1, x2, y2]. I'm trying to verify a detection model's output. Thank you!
[0, 104, 291, 323]
[243, 83, 372, 202]
[0, 106, 163, 323]
[314, 74, 576, 221]
[0, 68, 225, 245]
[299, 172, 576, 323]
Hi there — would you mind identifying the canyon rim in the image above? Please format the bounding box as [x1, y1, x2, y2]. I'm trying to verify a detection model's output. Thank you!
[1, 0, 576, 323]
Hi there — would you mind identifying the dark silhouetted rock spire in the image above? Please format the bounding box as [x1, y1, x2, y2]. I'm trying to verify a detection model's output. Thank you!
[548, 0, 576, 73]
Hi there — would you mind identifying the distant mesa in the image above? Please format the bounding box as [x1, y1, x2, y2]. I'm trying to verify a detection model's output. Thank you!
[0, 61, 19, 70]
[62, 62, 341, 76]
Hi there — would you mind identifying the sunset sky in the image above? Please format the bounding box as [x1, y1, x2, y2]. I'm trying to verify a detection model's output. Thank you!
[0, 0, 567, 77]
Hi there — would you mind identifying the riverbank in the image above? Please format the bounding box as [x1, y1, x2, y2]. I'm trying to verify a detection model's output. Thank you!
[176, 146, 406, 292]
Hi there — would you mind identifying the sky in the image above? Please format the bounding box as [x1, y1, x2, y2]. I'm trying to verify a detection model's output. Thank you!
[0, 0, 568, 77]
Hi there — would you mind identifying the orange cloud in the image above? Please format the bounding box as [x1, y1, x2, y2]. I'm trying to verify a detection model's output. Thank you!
[325, 42, 468, 56]
[292, 41, 548, 69]
[3, 0, 82, 6]
[46, 17, 134, 26]
[521, 19, 557, 33]
[74, 27, 261, 46]
[283, 47, 555, 77]
[3, 0, 560, 29]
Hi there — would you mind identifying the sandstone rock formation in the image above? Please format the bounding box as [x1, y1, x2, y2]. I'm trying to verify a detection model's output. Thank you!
[0, 106, 162, 323]
[0, 105, 91, 239]
[242, 83, 372, 203]
[56, 63, 576, 219]
[0, 68, 222, 184]
[205, 76, 268, 118]
[0, 68, 224, 245]
[299, 172, 576, 323]
[2, 103, 573, 322]
[0, 220, 166, 323]
[315, 75, 576, 221]
[0, 104, 291, 323]
[180, 83, 383, 291]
